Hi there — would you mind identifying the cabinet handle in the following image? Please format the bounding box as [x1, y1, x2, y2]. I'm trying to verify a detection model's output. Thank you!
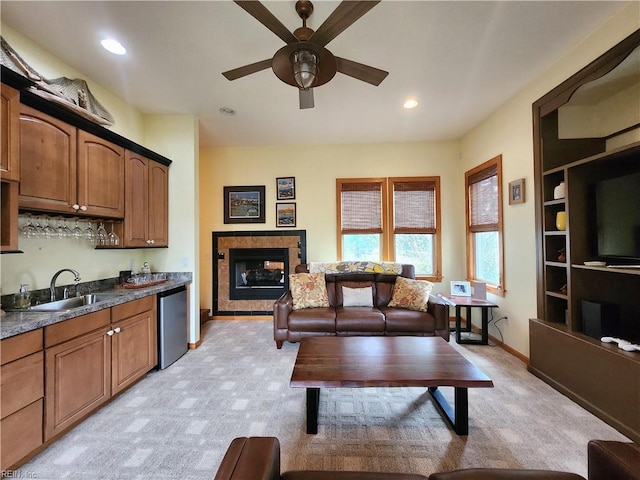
[80, 205, 88, 211]
[149, 240, 155, 245]
[146, 239, 152, 244]
[114, 327, 121, 334]
[107, 329, 114, 336]
[72, 204, 80, 211]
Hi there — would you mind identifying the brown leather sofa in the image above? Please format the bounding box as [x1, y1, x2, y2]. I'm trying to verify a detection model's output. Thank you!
[273, 264, 449, 349]
[213, 436, 640, 480]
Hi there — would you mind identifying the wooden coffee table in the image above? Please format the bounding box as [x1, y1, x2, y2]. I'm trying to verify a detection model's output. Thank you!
[290, 336, 493, 435]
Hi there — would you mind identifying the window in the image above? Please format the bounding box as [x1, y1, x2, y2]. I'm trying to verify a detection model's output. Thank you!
[337, 177, 441, 280]
[465, 155, 504, 295]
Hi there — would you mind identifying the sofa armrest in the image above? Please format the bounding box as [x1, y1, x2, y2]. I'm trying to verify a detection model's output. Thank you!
[428, 295, 449, 333]
[214, 437, 281, 480]
[274, 291, 293, 330]
[588, 440, 640, 480]
[429, 470, 583, 480]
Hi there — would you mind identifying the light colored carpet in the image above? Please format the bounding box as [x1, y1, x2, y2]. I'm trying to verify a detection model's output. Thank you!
[18, 320, 629, 479]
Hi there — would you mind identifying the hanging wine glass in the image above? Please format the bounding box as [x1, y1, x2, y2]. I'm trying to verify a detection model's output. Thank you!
[84, 220, 96, 245]
[71, 219, 84, 240]
[43, 217, 56, 238]
[20, 214, 37, 238]
[96, 222, 107, 246]
[30, 216, 45, 238]
[107, 222, 119, 246]
[56, 218, 66, 238]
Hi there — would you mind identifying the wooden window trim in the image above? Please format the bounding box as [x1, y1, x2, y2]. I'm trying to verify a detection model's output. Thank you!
[465, 155, 505, 296]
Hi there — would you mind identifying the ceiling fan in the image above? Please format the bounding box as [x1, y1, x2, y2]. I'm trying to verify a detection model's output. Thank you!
[222, 0, 389, 109]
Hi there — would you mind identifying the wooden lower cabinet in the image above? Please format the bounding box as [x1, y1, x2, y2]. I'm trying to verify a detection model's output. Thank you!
[112, 296, 157, 395]
[45, 297, 157, 441]
[45, 325, 112, 441]
[0, 329, 44, 470]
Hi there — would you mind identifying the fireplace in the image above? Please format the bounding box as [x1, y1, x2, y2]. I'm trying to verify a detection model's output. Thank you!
[212, 230, 306, 316]
[229, 248, 288, 300]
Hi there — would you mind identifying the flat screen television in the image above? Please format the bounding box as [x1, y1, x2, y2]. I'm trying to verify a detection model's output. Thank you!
[587, 170, 640, 264]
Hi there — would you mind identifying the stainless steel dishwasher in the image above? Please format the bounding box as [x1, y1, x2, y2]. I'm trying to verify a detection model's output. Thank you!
[157, 286, 188, 369]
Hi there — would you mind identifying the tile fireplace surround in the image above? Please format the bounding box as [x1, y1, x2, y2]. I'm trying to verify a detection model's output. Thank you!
[212, 230, 306, 316]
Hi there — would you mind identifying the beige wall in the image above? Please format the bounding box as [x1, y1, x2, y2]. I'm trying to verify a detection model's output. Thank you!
[198, 141, 464, 311]
[0, 25, 200, 342]
[459, 2, 639, 356]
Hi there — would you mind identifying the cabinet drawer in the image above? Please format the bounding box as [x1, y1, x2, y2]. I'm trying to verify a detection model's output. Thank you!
[1, 352, 44, 419]
[112, 295, 154, 320]
[0, 399, 43, 470]
[1, 329, 43, 365]
[45, 309, 111, 347]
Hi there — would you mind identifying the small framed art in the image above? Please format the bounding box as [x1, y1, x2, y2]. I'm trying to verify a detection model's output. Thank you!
[509, 178, 525, 205]
[450, 281, 472, 297]
[276, 202, 296, 227]
[223, 185, 265, 224]
[276, 177, 296, 200]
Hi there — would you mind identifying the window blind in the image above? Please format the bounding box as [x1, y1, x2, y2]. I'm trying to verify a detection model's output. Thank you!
[393, 180, 436, 234]
[468, 164, 498, 231]
[340, 181, 383, 233]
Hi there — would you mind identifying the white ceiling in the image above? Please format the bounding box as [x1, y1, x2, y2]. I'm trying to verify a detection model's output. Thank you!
[0, 1, 630, 147]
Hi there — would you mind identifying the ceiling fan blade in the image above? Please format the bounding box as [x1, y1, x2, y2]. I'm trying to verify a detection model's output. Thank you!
[310, 1, 380, 47]
[336, 57, 388, 86]
[222, 59, 272, 81]
[299, 88, 314, 109]
[234, 1, 298, 44]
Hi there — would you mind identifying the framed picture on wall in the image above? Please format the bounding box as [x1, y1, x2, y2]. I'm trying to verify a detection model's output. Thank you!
[276, 202, 296, 227]
[509, 178, 525, 205]
[224, 185, 265, 223]
[276, 177, 296, 200]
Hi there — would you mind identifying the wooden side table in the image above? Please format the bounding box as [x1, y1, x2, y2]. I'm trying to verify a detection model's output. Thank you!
[442, 294, 497, 345]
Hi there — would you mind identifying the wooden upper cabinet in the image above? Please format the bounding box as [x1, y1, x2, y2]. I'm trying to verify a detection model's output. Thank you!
[18, 106, 125, 218]
[124, 151, 168, 247]
[1, 84, 20, 181]
[77, 130, 125, 218]
[19, 105, 77, 212]
[148, 161, 168, 246]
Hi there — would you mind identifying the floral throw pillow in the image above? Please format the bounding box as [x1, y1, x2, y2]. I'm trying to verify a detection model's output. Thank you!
[289, 273, 330, 310]
[388, 276, 433, 312]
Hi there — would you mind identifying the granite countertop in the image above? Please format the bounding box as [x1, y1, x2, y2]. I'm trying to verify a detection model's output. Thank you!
[0, 273, 192, 340]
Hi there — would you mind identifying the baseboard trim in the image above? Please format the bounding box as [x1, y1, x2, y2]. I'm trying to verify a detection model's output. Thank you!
[188, 339, 202, 349]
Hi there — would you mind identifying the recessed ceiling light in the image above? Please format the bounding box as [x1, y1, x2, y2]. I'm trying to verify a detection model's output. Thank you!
[219, 107, 237, 116]
[403, 98, 419, 109]
[101, 38, 127, 55]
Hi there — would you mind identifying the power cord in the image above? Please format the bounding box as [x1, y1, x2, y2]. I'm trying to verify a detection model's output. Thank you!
[487, 312, 507, 346]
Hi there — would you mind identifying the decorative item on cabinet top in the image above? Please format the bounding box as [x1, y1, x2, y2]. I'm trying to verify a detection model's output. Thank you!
[1, 36, 114, 126]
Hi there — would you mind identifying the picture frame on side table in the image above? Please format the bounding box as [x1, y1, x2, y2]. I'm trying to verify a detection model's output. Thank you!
[276, 177, 296, 200]
[509, 178, 525, 205]
[224, 185, 265, 224]
[450, 281, 472, 297]
[276, 202, 296, 227]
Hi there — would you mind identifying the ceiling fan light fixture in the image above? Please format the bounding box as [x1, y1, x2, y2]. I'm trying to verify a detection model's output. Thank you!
[292, 49, 318, 90]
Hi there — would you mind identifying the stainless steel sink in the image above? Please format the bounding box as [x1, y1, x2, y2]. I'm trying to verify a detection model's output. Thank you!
[24, 293, 121, 312]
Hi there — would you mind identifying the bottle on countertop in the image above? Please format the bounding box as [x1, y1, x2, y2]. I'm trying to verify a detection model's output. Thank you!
[141, 262, 151, 274]
[14, 284, 32, 309]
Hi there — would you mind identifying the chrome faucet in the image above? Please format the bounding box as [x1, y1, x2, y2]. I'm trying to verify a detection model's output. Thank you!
[50, 269, 81, 302]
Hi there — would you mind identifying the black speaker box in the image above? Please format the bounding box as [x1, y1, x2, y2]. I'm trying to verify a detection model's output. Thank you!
[581, 300, 618, 339]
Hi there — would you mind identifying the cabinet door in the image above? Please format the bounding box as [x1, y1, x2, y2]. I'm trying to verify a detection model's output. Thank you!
[148, 161, 168, 247]
[123, 151, 149, 247]
[111, 309, 157, 395]
[45, 326, 111, 441]
[77, 130, 125, 218]
[1, 399, 43, 470]
[1, 84, 20, 181]
[0, 180, 19, 252]
[18, 105, 77, 213]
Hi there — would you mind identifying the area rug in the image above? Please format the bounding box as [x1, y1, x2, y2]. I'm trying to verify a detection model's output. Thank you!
[17, 320, 629, 479]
